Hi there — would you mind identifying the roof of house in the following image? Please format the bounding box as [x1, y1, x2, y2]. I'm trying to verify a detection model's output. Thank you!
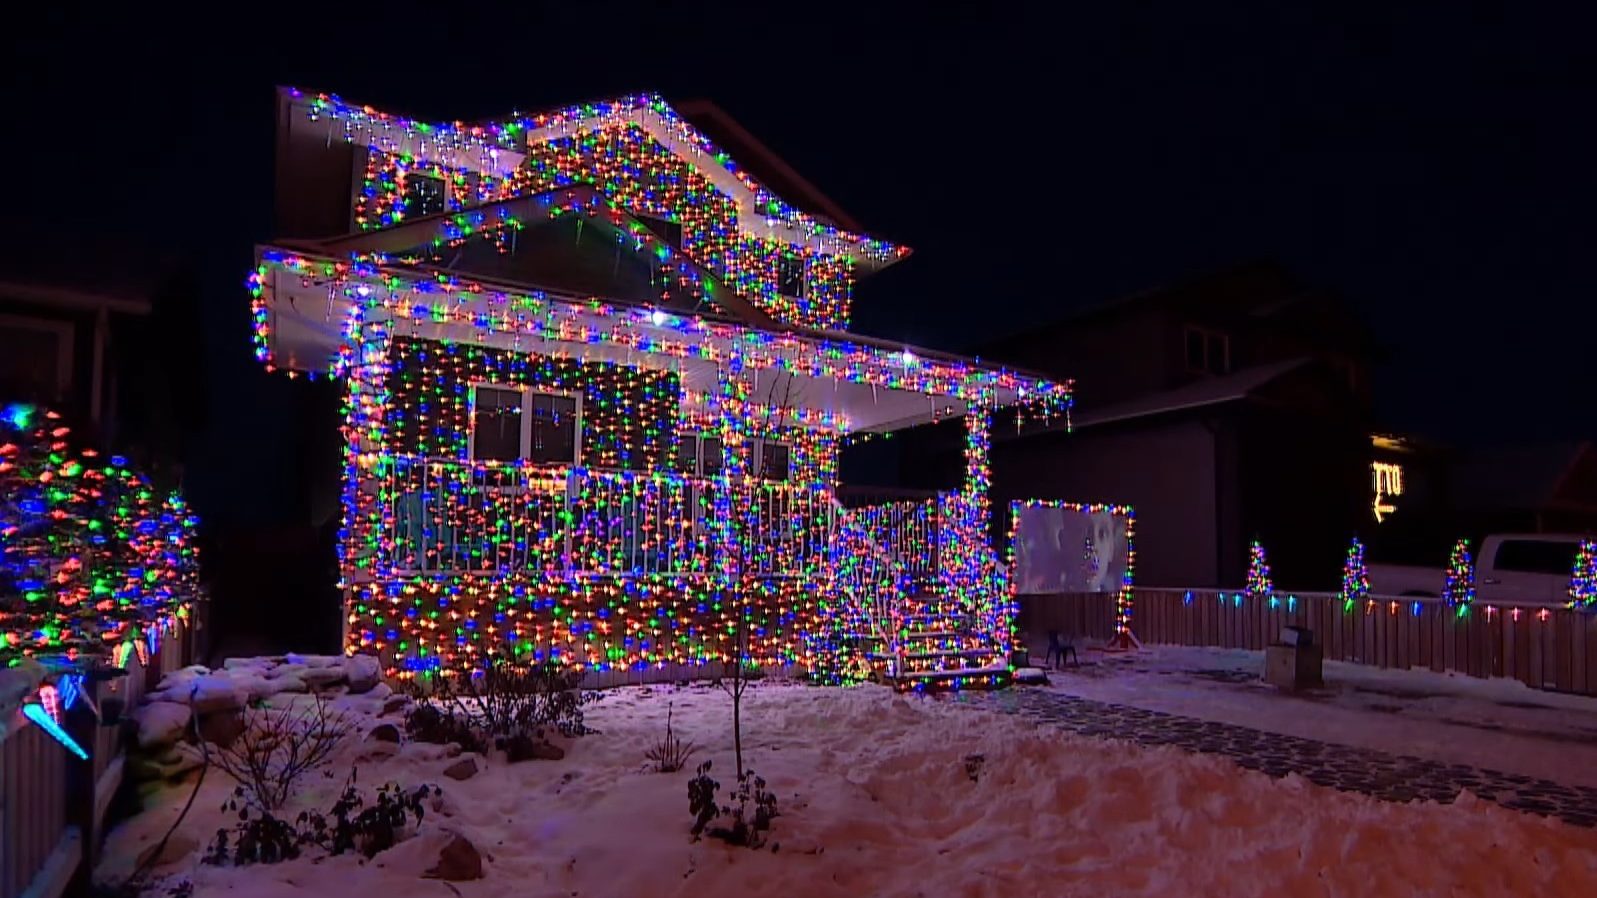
[1070, 358, 1313, 429]
[980, 262, 1380, 364]
[1451, 442, 1597, 511]
[278, 88, 907, 267]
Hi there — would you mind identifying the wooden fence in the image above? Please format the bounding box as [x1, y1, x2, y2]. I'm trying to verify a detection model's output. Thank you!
[1022, 589, 1597, 697]
[1, 619, 192, 898]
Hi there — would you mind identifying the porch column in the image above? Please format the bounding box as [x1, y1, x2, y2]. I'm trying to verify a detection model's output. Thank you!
[340, 317, 393, 657]
[963, 404, 992, 527]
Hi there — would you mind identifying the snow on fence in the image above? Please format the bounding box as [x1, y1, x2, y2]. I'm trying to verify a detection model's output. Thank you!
[1027, 590, 1597, 697]
[0, 619, 191, 898]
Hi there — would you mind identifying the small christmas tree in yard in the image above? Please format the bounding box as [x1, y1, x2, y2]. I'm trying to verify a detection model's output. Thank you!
[1245, 540, 1273, 599]
[1444, 539, 1475, 613]
[1570, 539, 1596, 610]
[1340, 538, 1370, 609]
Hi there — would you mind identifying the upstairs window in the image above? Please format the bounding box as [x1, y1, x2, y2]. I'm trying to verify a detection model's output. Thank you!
[469, 384, 580, 465]
[1184, 326, 1230, 375]
[776, 254, 805, 297]
[672, 433, 725, 477]
[758, 441, 791, 482]
[402, 173, 447, 218]
[637, 215, 683, 250]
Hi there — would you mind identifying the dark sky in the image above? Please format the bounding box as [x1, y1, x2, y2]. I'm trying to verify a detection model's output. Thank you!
[5, 3, 1593, 524]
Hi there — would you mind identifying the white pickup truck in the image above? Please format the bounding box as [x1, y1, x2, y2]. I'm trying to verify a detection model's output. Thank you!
[1368, 533, 1587, 606]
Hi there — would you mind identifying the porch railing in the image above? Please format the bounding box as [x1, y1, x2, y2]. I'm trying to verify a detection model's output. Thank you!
[383, 456, 835, 579]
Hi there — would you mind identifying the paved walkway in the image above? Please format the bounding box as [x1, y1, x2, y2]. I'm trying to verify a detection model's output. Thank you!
[960, 688, 1597, 828]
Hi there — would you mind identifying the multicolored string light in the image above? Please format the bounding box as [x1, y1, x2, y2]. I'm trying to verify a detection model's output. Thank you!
[1444, 539, 1475, 614]
[1340, 537, 1370, 611]
[1569, 539, 1595, 610]
[1006, 501, 1136, 639]
[1, 403, 199, 666]
[1245, 540, 1273, 599]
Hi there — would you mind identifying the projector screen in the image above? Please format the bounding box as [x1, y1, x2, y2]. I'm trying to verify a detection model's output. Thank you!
[1012, 504, 1132, 595]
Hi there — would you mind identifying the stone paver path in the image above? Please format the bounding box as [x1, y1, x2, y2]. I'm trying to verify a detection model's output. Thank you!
[960, 688, 1597, 828]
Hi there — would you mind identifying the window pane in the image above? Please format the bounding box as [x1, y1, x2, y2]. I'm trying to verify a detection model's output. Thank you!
[472, 387, 522, 461]
[1207, 334, 1228, 374]
[777, 255, 805, 297]
[638, 215, 683, 250]
[700, 436, 723, 475]
[527, 393, 578, 464]
[1185, 329, 1205, 370]
[403, 174, 447, 218]
[673, 434, 698, 473]
[761, 442, 790, 482]
[1494, 540, 1577, 575]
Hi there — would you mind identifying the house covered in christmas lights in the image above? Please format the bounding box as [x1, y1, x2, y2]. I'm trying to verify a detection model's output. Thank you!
[248, 88, 1071, 687]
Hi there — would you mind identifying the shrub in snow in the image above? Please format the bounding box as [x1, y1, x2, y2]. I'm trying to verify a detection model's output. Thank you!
[404, 657, 602, 761]
[206, 780, 439, 865]
[210, 694, 353, 812]
[687, 760, 779, 849]
[645, 702, 698, 773]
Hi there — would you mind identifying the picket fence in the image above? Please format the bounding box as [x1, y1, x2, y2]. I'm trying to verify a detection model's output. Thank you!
[1023, 588, 1597, 697]
[1, 620, 192, 898]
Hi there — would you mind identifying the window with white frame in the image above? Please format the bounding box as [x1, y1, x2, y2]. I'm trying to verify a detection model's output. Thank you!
[673, 432, 725, 477]
[469, 383, 580, 465]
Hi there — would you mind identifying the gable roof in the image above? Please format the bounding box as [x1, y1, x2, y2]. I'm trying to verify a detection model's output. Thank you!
[1451, 442, 1597, 512]
[278, 87, 908, 268]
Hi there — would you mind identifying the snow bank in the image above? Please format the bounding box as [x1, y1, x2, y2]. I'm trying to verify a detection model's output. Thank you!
[98, 676, 1597, 898]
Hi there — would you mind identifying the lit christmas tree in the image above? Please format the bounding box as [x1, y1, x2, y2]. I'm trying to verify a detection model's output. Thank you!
[1443, 539, 1475, 611]
[1570, 539, 1596, 610]
[1340, 538, 1370, 608]
[1245, 540, 1273, 598]
[1, 403, 198, 665]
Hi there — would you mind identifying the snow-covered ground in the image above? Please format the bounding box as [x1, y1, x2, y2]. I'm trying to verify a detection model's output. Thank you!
[99, 661, 1597, 898]
[1041, 645, 1597, 788]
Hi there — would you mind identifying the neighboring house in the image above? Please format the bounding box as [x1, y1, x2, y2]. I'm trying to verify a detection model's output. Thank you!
[249, 88, 1071, 686]
[959, 264, 1383, 590]
[1450, 442, 1597, 537]
[0, 277, 151, 449]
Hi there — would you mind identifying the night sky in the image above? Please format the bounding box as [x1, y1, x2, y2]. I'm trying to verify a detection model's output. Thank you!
[5, 3, 1593, 526]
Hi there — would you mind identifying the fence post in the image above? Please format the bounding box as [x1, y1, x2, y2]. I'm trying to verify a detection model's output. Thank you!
[62, 677, 100, 897]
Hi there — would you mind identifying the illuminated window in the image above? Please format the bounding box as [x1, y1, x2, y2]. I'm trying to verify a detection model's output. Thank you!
[402, 173, 447, 218]
[1372, 461, 1403, 522]
[1184, 327, 1229, 375]
[469, 384, 580, 465]
[776, 254, 805, 298]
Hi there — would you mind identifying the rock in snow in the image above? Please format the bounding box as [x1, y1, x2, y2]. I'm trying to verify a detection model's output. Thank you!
[133, 701, 192, 749]
[425, 834, 483, 881]
[344, 654, 383, 694]
[186, 677, 249, 714]
[441, 758, 478, 781]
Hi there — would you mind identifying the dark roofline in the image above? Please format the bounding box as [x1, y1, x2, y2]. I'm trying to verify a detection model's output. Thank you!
[673, 98, 865, 233]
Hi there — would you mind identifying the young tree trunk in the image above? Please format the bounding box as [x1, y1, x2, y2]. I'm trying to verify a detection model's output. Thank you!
[732, 680, 743, 779]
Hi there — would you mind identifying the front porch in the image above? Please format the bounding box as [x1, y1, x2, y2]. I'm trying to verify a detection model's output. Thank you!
[252, 248, 1070, 687]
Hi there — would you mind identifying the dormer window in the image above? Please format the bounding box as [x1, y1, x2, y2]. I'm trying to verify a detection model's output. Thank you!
[776, 254, 805, 297]
[1184, 326, 1230, 375]
[637, 215, 683, 250]
[402, 173, 447, 218]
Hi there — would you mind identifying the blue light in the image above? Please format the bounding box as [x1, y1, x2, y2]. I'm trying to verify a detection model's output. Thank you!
[1, 403, 34, 431]
[23, 704, 88, 760]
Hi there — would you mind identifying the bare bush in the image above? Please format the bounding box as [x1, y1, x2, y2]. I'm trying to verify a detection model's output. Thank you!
[405, 657, 601, 756]
[645, 702, 698, 773]
[211, 695, 353, 812]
